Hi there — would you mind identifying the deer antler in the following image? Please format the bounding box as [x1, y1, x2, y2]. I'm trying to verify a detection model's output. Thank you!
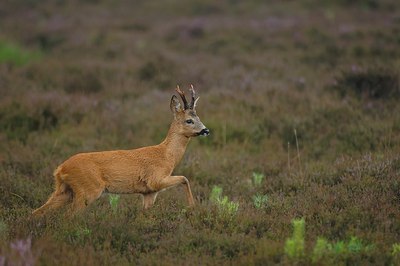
[189, 84, 199, 110]
[175, 85, 189, 110]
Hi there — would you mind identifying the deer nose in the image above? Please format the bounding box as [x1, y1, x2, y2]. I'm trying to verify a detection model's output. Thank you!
[200, 128, 210, 136]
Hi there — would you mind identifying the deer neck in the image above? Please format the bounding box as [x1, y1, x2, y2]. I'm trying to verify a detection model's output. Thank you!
[161, 121, 190, 166]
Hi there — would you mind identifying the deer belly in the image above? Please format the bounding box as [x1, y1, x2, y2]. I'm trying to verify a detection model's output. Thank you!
[104, 176, 150, 194]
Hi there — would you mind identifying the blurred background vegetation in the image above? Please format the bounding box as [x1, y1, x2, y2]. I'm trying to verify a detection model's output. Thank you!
[0, 0, 399, 264]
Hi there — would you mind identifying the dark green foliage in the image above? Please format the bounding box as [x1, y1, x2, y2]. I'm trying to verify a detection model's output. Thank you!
[137, 56, 177, 88]
[333, 68, 400, 99]
[64, 67, 103, 94]
[0, 102, 58, 142]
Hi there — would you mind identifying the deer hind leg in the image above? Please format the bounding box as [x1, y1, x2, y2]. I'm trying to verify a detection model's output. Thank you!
[155, 176, 195, 207]
[32, 183, 72, 217]
[67, 181, 105, 217]
[142, 192, 158, 209]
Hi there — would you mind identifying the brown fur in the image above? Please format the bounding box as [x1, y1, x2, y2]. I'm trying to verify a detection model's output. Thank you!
[32, 89, 208, 217]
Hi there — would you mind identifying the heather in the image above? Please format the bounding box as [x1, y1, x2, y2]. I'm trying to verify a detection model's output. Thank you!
[1, 0, 400, 265]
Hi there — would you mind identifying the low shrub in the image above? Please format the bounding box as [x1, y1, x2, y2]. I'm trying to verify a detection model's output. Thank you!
[63, 67, 103, 94]
[1, 237, 36, 266]
[333, 67, 399, 99]
[137, 56, 177, 88]
[0, 102, 58, 142]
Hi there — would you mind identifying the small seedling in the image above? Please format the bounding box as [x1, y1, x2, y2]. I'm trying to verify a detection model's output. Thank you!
[210, 185, 239, 218]
[347, 236, 364, 253]
[252, 172, 264, 186]
[331, 241, 346, 255]
[252, 193, 268, 209]
[74, 227, 91, 238]
[218, 196, 239, 216]
[312, 237, 332, 262]
[210, 185, 223, 203]
[109, 194, 120, 213]
[284, 218, 305, 259]
[392, 243, 400, 256]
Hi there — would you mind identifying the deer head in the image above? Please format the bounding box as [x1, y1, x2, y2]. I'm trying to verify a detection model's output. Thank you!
[170, 85, 210, 137]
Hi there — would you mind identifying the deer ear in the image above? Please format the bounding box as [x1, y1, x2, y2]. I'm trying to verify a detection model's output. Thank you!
[170, 95, 183, 115]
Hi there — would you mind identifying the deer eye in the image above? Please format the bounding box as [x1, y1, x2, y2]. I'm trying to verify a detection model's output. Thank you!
[185, 119, 194, 124]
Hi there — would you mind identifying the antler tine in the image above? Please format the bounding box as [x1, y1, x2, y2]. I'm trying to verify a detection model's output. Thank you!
[175, 85, 189, 110]
[189, 84, 198, 110]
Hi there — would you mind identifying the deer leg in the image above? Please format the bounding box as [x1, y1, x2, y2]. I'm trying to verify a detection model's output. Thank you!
[67, 190, 87, 216]
[142, 192, 158, 209]
[32, 191, 72, 217]
[156, 176, 195, 207]
[67, 185, 104, 217]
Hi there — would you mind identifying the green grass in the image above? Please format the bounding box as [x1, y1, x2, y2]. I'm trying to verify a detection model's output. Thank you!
[108, 195, 120, 214]
[0, 41, 40, 66]
[0, 0, 400, 265]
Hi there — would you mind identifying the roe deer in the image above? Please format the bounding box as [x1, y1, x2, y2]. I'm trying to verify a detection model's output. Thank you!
[32, 85, 209, 217]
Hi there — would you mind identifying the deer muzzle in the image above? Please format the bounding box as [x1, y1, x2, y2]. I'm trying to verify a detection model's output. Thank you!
[199, 128, 210, 136]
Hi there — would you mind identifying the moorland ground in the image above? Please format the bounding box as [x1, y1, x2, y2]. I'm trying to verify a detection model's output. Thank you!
[0, 0, 400, 265]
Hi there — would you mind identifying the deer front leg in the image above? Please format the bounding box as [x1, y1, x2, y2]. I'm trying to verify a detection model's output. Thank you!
[142, 192, 158, 209]
[156, 175, 195, 207]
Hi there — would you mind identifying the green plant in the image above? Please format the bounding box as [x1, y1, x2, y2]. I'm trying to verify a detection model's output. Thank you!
[252, 193, 268, 209]
[74, 227, 91, 238]
[210, 185, 239, 218]
[312, 237, 332, 262]
[392, 243, 400, 256]
[210, 185, 223, 203]
[284, 218, 305, 259]
[63, 227, 92, 245]
[218, 196, 239, 216]
[0, 41, 40, 66]
[347, 236, 364, 253]
[109, 194, 120, 213]
[311, 237, 374, 262]
[252, 172, 264, 186]
[331, 241, 346, 255]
